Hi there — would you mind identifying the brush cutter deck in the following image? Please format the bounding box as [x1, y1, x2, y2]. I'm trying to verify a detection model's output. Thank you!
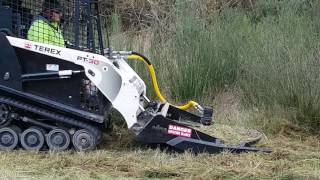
[135, 103, 271, 154]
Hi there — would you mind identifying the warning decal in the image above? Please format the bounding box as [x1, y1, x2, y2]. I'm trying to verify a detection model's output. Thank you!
[168, 125, 192, 138]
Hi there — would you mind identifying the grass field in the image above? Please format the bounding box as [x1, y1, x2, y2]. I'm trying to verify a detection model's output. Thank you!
[0, 92, 319, 179]
[0, 127, 318, 179]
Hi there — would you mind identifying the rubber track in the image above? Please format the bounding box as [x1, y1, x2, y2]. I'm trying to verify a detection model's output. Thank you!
[0, 96, 102, 140]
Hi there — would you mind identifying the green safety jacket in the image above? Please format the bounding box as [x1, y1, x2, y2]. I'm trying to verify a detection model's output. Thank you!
[27, 16, 65, 47]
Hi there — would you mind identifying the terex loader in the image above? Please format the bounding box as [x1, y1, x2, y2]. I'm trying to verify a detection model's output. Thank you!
[0, 0, 269, 153]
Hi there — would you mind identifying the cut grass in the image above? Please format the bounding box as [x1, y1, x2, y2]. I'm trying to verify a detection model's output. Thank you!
[0, 91, 318, 179]
[0, 132, 318, 179]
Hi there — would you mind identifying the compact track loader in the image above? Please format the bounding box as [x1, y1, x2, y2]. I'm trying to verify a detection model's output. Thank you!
[0, 0, 269, 153]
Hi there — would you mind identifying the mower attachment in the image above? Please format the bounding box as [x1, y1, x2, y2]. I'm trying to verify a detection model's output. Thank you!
[165, 103, 214, 126]
[135, 104, 271, 154]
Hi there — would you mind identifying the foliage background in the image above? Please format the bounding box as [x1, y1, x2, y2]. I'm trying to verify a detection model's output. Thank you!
[102, 0, 320, 134]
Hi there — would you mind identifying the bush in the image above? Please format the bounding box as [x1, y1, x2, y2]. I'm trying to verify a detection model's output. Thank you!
[111, 0, 320, 133]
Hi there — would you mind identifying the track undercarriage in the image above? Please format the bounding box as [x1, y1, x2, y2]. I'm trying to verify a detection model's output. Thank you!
[0, 96, 102, 151]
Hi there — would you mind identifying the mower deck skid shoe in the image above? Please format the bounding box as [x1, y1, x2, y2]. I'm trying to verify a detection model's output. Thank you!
[136, 115, 271, 154]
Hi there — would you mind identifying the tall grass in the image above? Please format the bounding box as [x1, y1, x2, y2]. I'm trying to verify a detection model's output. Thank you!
[238, 0, 320, 132]
[110, 0, 320, 133]
[170, 1, 241, 101]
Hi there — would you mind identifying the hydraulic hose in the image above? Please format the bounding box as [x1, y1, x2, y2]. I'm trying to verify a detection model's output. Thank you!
[127, 52, 203, 111]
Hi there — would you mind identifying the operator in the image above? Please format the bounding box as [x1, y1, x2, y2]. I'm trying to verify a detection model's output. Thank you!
[27, 0, 65, 47]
